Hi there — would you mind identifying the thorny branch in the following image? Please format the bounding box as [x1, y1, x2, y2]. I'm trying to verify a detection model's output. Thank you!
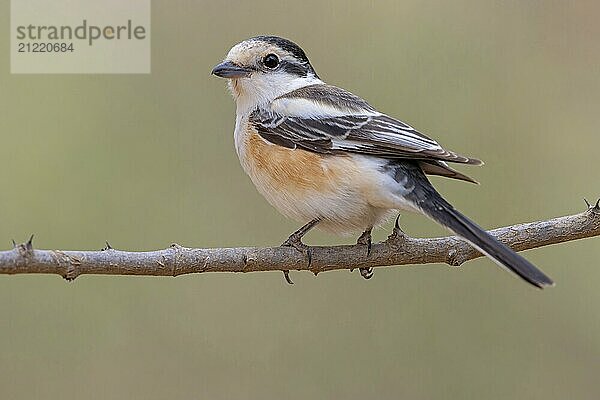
[0, 200, 598, 283]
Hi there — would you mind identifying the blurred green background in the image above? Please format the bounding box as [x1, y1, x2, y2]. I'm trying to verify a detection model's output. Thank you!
[1, 1, 599, 399]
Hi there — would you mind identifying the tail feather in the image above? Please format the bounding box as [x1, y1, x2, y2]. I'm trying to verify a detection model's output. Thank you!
[402, 166, 554, 288]
[423, 197, 553, 288]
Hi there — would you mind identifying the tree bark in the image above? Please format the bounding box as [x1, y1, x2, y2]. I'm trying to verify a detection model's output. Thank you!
[0, 201, 598, 282]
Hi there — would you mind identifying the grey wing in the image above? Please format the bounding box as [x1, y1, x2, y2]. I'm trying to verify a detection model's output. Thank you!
[250, 109, 483, 166]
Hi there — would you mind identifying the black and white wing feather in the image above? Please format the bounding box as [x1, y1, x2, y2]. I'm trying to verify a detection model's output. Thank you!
[250, 84, 482, 169]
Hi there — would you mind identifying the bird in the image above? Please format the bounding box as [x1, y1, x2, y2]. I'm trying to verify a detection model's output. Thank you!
[211, 35, 554, 288]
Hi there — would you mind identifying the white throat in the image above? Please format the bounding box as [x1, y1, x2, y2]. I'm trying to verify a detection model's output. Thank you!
[229, 72, 323, 115]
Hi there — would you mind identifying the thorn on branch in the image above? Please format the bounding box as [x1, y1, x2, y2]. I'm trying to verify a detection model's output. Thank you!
[26, 235, 34, 252]
[14, 235, 35, 258]
[584, 198, 600, 214]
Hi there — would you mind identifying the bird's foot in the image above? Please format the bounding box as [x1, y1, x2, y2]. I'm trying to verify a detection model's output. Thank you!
[359, 267, 374, 280]
[385, 214, 407, 246]
[356, 229, 372, 256]
[356, 228, 373, 280]
[282, 233, 313, 266]
[281, 230, 314, 284]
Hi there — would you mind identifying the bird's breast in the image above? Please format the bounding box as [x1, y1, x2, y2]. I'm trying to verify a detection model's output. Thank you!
[237, 120, 342, 194]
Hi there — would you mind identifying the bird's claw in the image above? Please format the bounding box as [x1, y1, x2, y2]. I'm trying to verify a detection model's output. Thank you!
[282, 270, 294, 285]
[281, 234, 312, 265]
[356, 228, 373, 280]
[584, 198, 600, 213]
[281, 234, 313, 284]
[359, 267, 374, 280]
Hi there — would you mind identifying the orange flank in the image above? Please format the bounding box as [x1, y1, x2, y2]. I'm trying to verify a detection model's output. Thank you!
[246, 131, 351, 193]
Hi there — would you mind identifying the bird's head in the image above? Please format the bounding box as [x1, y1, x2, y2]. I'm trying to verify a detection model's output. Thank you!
[212, 36, 321, 111]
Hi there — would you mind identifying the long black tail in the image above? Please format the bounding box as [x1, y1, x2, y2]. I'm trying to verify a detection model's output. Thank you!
[402, 165, 554, 288]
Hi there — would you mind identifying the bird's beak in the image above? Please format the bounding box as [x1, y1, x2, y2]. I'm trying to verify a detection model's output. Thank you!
[211, 61, 252, 78]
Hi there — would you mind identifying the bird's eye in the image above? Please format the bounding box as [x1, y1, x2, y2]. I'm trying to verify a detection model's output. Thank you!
[263, 54, 279, 69]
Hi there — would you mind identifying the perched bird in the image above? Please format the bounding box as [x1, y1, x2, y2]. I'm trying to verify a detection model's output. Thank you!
[212, 35, 553, 288]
